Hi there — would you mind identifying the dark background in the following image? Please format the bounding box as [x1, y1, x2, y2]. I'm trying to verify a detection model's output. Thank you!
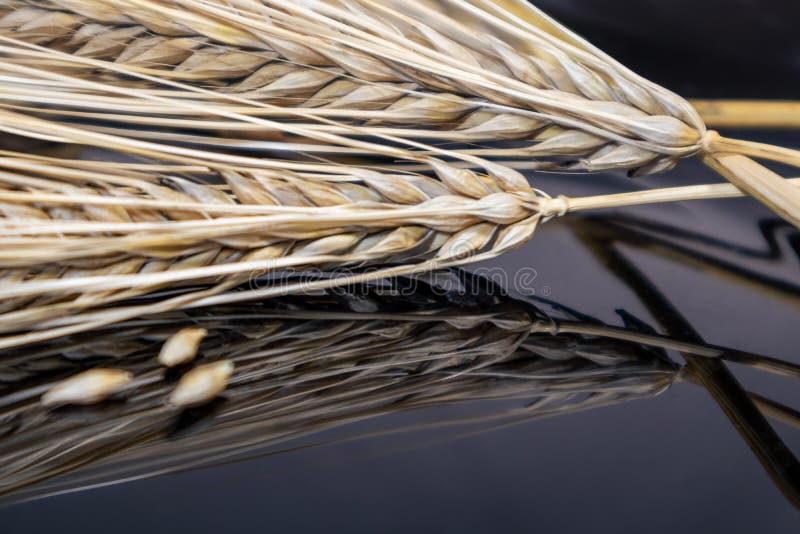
[538, 0, 800, 99]
[3, 1, 800, 532]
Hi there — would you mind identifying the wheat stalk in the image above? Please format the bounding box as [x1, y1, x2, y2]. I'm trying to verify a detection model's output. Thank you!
[0, 0, 799, 223]
[689, 100, 800, 130]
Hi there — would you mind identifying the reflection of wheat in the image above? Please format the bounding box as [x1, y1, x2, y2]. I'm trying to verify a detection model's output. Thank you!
[0, 280, 677, 503]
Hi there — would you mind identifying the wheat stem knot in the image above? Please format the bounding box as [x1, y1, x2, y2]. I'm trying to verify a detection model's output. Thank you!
[537, 194, 570, 220]
[701, 130, 723, 154]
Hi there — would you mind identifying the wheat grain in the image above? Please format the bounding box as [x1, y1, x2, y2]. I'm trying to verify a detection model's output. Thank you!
[39, 368, 133, 406]
[157, 326, 207, 367]
[168, 360, 234, 406]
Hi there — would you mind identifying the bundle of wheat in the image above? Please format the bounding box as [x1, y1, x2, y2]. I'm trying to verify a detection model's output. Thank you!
[1, 1, 800, 345]
[0, 0, 799, 222]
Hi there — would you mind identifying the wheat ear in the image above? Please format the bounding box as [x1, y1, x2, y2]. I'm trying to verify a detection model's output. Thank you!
[0, 145, 797, 349]
[0, 0, 799, 224]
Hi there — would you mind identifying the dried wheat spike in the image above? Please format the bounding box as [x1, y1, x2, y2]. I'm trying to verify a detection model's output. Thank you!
[0, 0, 799, 224]
[0, 0, 702, 171]
[2, 145, 793, 349]
[0, 150, 551, 344]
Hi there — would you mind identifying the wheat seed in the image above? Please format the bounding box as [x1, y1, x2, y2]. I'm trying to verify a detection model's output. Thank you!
[157, 327, 207, 367]
[40, 368, 133, 406]
[168, 359, 234, 407]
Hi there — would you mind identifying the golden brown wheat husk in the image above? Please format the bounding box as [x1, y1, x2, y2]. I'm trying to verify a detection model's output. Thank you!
[0, 147, 552, 346]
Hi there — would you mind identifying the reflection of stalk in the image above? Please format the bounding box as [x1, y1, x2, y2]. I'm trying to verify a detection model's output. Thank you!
[545, 322, 800, 381]
[572, 223, 800, 509]
[576, 215, 800, 308]
[2, 273, 798, 505]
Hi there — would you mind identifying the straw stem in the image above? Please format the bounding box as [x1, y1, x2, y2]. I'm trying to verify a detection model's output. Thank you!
[691, 100, 800, 130]
[555, 177, 800, 214]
